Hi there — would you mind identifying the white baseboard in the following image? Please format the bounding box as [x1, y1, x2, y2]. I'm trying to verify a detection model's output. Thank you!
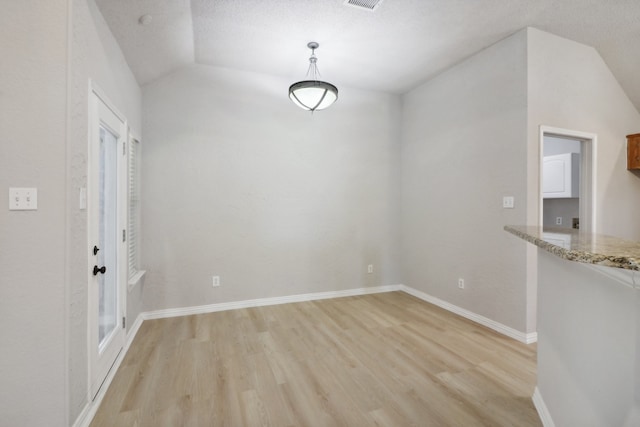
[70, 401, 91, 427]
[533, 386, 555, 427]
[143, 285, 402, 320]
[71, 313, 145, 427]
[145, 284, 537, 343]
[399, 285, 537, 344]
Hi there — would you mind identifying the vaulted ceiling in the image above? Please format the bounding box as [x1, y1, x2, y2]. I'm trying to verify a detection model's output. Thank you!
[95, 0, 640, 111]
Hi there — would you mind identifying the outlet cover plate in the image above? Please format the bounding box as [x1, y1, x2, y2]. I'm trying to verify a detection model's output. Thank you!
[502, 196, 515, 209]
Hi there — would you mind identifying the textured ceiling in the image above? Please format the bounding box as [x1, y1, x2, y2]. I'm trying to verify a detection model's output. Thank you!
[96, 0, 640, 110]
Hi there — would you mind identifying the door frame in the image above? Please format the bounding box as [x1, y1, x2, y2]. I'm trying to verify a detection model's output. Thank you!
[539, 125, 597, 233]
[87, 81, 128, 399]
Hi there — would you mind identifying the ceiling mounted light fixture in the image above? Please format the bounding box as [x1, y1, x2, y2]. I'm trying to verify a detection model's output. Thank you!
[289, 42, 338, 112]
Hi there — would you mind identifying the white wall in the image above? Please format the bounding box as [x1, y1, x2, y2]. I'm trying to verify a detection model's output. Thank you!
[0, 1, 68, 425]
[400, 30, 530, 332]
[141, 65, 401, 311]
[527, 27, 640, 241]
[68, 0, 142, 422]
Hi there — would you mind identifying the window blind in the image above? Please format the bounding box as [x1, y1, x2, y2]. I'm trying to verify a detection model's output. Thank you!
[128, 137, 141, 280]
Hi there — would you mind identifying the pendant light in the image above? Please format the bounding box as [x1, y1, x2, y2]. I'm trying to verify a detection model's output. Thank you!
[289, 42, 338, 112]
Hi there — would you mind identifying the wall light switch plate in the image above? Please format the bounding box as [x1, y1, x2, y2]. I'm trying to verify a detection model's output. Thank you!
[9, 187, 38, 210]
[502, 196, 515, 209]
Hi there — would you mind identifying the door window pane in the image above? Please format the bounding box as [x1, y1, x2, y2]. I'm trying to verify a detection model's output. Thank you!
[98, 126, 118, 349]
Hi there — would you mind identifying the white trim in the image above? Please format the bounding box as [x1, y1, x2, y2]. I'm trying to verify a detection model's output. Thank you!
[71, 402, 91, 427]
[72, 313, 144, 427]
[87, 86, 129, 399]
[125, 313, 145, 347]
[127, 269, 146, 292]
[143, 285, 402, 320]
[399, 285, 537, 344]
[90, 81, 126, 124]
[64, 1, 75, 425]
[532, 387, 555, 427]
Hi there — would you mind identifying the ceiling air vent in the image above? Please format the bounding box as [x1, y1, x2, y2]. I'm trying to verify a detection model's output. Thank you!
[344, 0, 384, 12]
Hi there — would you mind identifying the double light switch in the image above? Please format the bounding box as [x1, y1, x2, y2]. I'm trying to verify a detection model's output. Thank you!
[9, 188, 38, 210]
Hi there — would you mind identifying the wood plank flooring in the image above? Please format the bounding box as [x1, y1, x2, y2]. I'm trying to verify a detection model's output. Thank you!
[90, 291, 540, 426]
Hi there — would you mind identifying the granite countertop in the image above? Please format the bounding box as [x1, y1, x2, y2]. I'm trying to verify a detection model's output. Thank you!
[504, 225, 640, 271]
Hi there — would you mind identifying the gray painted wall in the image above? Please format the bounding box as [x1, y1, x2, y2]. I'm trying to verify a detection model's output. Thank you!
[141, 65, 401, 311]
[543, 198, 579, 228]
[527, 27, 640, 241]
[0, 1, 68, 425]
[68, 0, 142, 422]
[3, 5, 640, 423]
[400, 30, 530, 332]
[1, 0, 141, 424]
[526, 26, 640, 427]
[401, 27, 640, 337]
[537, 249, 638, 426]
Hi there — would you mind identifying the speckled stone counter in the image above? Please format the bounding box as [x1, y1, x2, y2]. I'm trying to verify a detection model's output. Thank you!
[504, 225, 640, 271]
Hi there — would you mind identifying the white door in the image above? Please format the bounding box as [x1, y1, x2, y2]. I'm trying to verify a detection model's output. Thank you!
[88, 88, 127, 399]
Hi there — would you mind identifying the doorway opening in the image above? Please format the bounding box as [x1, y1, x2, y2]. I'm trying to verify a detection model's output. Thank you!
[539, 126, 597, 234]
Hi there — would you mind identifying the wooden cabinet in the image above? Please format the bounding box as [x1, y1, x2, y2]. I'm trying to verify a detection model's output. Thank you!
[627, 133, 640, 170]
[543, 153, 580, 198]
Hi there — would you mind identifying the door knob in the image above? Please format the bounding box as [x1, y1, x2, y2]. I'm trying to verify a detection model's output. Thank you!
[93, 245, 100, 255]
[93, 265, 106, 276]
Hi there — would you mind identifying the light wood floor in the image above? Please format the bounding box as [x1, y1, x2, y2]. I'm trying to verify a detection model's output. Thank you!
[90, 292, 540, 426]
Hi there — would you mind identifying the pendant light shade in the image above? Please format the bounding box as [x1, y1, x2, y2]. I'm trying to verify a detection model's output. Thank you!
[289, 42, 338, 112]
[289, 80, 338, 111]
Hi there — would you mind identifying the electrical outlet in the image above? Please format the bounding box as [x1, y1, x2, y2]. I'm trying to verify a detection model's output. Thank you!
[458, 278, 465, 289]
[212, 276, 220, 287]
[556, 217, 562, 225]
[502, 196, 514, 209]
[367, 264, 373, 274]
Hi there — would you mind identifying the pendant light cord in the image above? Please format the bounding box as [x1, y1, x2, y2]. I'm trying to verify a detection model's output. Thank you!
[307, 47, 320, 81]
